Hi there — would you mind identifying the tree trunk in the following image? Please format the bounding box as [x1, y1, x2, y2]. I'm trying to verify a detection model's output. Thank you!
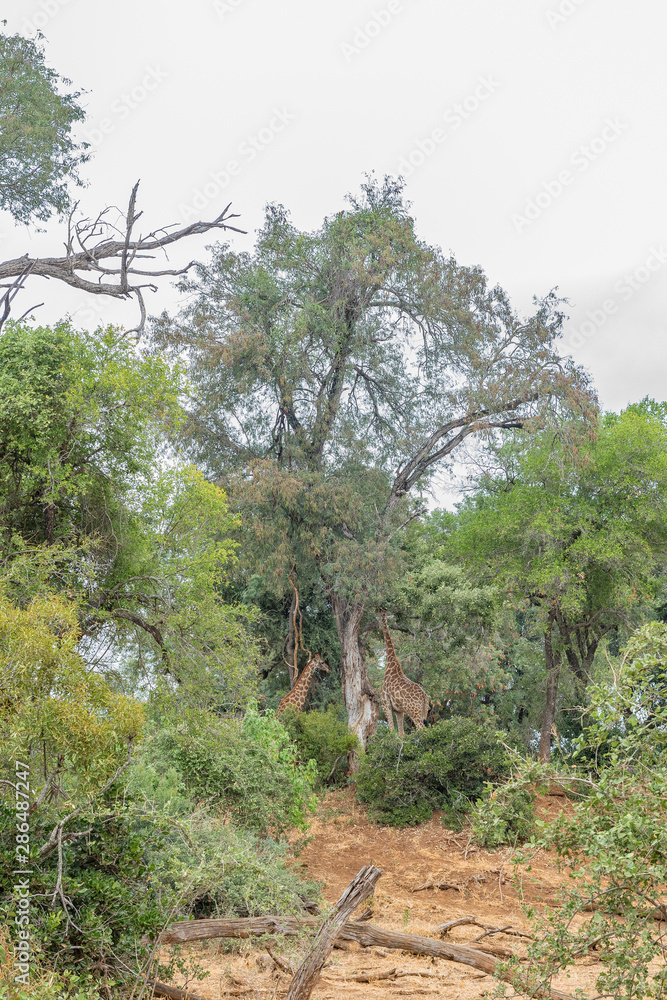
[539, 612, 560, 762]
[329, 593, 379, 755]
[285, 865, 381, 1000]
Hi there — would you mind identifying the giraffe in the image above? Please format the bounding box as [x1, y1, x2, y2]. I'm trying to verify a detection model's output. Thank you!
[379, 611, 429, 737]
[276, 653, 330, 714]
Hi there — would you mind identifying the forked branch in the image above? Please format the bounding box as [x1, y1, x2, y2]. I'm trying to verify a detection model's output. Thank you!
[0, 181, 245, 335]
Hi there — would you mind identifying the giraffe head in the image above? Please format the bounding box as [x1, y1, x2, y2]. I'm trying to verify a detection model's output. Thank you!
[276, 652, 330, 714]
[307, 653, 330, 675]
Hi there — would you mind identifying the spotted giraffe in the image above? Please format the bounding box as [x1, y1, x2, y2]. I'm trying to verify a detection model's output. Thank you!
[276, 653, 330, 714]
[379, 611, 429, 737]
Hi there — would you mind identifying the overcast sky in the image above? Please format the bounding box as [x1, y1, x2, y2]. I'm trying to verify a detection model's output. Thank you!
[2, 0, 666, 412]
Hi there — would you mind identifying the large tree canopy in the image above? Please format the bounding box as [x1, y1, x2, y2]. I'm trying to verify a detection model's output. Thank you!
[152, 177, 594, 747]
[447, 402, 667, 758]
[0, 320, 259, 710]
[0, 29, 89, 225]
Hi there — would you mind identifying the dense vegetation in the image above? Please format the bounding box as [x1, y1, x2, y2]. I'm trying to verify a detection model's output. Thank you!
[1, 28, 667, 999]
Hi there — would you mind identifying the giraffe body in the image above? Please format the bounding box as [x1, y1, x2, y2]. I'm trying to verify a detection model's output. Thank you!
[277, 654, 330, 713]
[379, 612, 429, 737]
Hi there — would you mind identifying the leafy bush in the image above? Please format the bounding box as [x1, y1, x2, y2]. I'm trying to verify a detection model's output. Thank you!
[0, 794, 166, 993]
[280, 705, 359, 786]
[0, 782, 320, 994]
[150, 703, 317, 837]
[509, 623, 667, 1000]
[356, 718, 509, 826]
[470, 778, 537, 847]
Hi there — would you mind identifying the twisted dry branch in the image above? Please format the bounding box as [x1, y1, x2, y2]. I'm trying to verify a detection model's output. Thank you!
[0, 181, 245, 335]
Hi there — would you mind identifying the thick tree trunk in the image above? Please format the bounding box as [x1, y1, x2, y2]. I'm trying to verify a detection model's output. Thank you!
[539, 612, 560, 762]
[329, 593, 379, 755]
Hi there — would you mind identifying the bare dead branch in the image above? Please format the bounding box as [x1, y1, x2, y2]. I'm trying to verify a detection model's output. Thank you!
[0, 182, 245, 335]
[285, 864, 382, 1000]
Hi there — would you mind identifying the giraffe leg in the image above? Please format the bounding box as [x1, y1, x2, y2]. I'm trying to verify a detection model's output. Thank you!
[381, 689, 394, 731]
[395, 712, 405, 738]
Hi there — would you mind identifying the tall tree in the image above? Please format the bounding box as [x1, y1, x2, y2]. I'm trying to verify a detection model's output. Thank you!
[448, 403, 667, 759]
[0, 319, 259, 708]
[152, 177, 593, 748]
[0, 28, 89, 225]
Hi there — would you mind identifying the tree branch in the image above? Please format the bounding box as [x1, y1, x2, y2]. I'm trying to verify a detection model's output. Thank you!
[0, 181, 245, 335]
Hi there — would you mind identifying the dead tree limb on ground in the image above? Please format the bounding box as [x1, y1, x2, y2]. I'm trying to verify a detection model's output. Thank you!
[162, 913, 580, 999]
[0, 181, 245, 335]
[285, 864, 382, 1000]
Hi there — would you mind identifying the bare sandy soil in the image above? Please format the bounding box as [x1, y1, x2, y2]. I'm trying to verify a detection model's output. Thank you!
[158, 789, 616, 999]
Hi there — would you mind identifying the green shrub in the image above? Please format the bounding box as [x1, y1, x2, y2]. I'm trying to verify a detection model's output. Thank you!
[150, 702, 317, 836]
[281, 705, 359, 786]
[0, 783, 320, 995]
[470, 779, 537, 847]
[0, 795, 166, 993]
[356, 718, 509, 826]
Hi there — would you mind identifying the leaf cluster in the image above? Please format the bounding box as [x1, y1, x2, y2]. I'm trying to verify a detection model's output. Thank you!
[0, 31, 89, 224]
[356, 718, 509, 826]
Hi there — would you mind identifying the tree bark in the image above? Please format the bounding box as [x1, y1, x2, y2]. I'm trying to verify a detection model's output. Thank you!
[539, 611, 560, 762]
[285, 865, 381, 1000]
[329, 593, 379, 754]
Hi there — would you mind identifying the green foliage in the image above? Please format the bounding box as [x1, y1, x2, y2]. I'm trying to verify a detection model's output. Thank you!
[151, 177, 591, 744]
[128, 741, 322, 919]
[280, 705, 359, 786]
[0, 927, 100, 1000]
[356, 718, 509, 826]
[0, 590, 144, 794]
[382, 522, 506, 722]
[146, 703, 317, 837]
[445, 406, 667, 748]
[507, 624, 667, 1000]
[0, 319, 259, 711]
[0, 795, 164, 991]
[470, 775, 539, 848]
[0, 31, 89, 225]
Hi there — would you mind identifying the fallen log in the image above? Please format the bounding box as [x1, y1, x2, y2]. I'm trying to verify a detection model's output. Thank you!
[163, 915, 578, 999]
[285, 864, 381, 1000]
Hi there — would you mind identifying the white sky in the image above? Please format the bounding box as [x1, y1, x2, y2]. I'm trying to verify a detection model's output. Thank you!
[2, 0, 666, 412]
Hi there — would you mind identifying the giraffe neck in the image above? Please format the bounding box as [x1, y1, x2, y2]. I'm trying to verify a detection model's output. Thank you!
[380, 615, 403, 677]
[292, 658, 318, 706]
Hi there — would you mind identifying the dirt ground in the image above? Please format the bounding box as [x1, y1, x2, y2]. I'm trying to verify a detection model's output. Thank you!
[158, 789, 617, 999]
